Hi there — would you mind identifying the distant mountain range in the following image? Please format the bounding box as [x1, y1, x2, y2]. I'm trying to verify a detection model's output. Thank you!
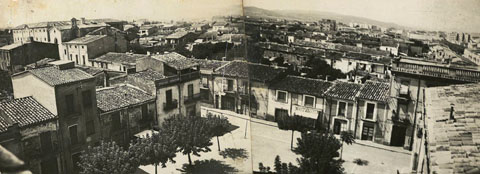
[243, 6, 414, 31]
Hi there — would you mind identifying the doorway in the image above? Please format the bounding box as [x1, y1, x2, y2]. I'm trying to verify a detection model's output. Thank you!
[390, 125, 407, 146]
[361, 123, 374, 141]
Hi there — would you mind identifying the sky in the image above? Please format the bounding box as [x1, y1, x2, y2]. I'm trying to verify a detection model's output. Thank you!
[1, 0, 479, 33]
[0, 0, 242, 28]
[244, 0, 480, 33]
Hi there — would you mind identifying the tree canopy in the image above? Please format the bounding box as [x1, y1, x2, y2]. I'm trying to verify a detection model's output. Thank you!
[78, 141, 139, 174]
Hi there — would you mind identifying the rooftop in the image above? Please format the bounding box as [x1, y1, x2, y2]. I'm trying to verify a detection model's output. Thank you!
[96, 85, 155, 112]
[325, 81, 363, 101]
[213, 61, 285, 82]
[270, 75, 333, 97]
[0, 96, 56, 132]
[0, 42, 25, 50]
[129, 69, 166, 81]
[358, 81, 390, 103]
[26, 65, 94, 86]
[424, 83, 480, 173]
[93, 52, 149, 65]
[151, 52, 198, 70]
[65, 35, 107, 44]
[166, 31, 190, 39]
[191, 59, 229, 71]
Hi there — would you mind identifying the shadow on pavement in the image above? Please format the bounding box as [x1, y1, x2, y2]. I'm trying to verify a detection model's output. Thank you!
[219, 148, 249, 160]
[177, 159, 238, 174]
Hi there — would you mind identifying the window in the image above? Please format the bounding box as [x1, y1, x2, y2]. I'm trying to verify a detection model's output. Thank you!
[40, 132, 53, 153]
[82, 46, 84, 49]
[141, 105, 148, 120]
[166, 89, 173, 103]
[65, 94, 75, 115]
[64, 49, 66, 55]
[227, 79, 234, 91]
[82, 55, 85, 65]
[304, 95, 315, 107]
[70, 54, 72, 60]
[71, 153, 81, 171]
[366, 103, 375, 120]
[188, 84, 194, 98]
[75, 55, 78, 64]
[75, 45, 77, 49]
[337, 101, 346, 116]
[86, 120, 95, 135]
[69, 125, 78, 145]
[276, 90, 287, 103]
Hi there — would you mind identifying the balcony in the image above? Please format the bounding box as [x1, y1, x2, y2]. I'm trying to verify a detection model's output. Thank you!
[392, 114, 411, 125]
[398, 85, 411, 100]
[155, 72, 200, 87]
[184, 93, 201, 104]
[163, 99, 178, 111]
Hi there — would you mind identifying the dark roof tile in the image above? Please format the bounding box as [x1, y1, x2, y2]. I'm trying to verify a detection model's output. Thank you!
[325, 81, 363, 101]
[28, 66, 94, 86]
[96, 85, 155, 112]
[270, 76, 333, 97]
[0, 96, 56, 131]
[358, 81, 390, 102]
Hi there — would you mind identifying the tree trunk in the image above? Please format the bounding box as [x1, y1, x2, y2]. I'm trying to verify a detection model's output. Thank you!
[340, 141, 344, 160]
[155, 163, 158, 174]
[290, 130, 294, 150]
[188, 152, 192, 166]
[217, 136, 221, 151]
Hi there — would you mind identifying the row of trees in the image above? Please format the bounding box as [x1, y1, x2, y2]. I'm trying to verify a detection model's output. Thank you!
[78, 114, 233, 174]
[259, 130, 355, 174]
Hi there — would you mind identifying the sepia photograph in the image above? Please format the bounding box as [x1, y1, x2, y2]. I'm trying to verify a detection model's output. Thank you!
[0, 0, 479, 173]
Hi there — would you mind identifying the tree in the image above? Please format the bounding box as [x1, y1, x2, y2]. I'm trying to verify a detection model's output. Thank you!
[160, 115, 213, 166]
[206, 114, 233, 151]
[277, 115, 316, 150]
[339, 131, 355, 160]
[306, 58, 346, 81]
[129, 132, 177, 174]
[78, 141, 139, 174]
[293, 131, 344, 174]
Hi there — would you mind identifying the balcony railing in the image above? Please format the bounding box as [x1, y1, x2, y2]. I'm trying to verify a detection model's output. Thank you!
[156, 72, 200, 87]
[163, 99, 178, 111]
[184, 93, 201, 104]
[392, 114, 411, 125]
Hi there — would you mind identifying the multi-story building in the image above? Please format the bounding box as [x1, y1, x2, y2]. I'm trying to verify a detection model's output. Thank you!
[165, 31, 196, 48]
[91, 52, 149, 72]
[324, 81, 363, 135]
[138, 25, 158, 37]
[411, 83, 480, 174]
[0, 97, 59, 174]
[268, 76, 332, 121]
[125, 52, 201, 124]
[95, 84, 156, 146]
[11, 60, 101, 174]
[0, 41, 59, 73]
[211, 61, 286, 118]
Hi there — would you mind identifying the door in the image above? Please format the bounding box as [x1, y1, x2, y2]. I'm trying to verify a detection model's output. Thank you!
[361, 124, 374, 141]
[391, 125, 407, 146]
[166, 89, 172, 103]
[333, 120, 342, 134]
[40, 131, 53, 153]
[274, 109, 288, 122]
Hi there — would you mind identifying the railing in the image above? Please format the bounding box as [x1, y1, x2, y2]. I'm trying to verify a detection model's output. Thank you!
[184, 93, 201, 104]
[392, 114, 411, 125]
[391, 62, 480, 82]
[163, 99, 178, 111]
[156, 72, 200, 87]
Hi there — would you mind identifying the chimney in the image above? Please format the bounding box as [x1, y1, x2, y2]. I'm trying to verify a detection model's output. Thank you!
[104, 71, 110, 87]
[81, 18, 86, 25]
[449, 103, 455, 122]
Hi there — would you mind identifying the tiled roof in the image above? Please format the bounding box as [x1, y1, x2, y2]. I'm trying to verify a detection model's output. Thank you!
[0, 96, 56, 131]
[191, 59, 229, 71]
[0, 116, 9, 133]
[325, 81, 363, 101]
[14, 21, 70, 29]
[424, 83, 480, 173]
[129, 69, 166, 81]
[65, 35, 107, 44]
[166, 31, 189, 39]
[358, 81, 390, 102]
[96, 85, 155, 112]
[270, 75, 333, 97]
[213, 61, 285, 82]
[29, 66, 94, 86]
[151, 52, 198, 70]
[93, 52, 149, 65]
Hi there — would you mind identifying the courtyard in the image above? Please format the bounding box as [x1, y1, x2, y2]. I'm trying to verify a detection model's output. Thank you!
[138, 108, 411, 174]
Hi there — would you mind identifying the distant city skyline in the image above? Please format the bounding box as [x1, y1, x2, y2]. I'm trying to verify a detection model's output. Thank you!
[0, 0, 242, 28]
[244, 0, 480, 33]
